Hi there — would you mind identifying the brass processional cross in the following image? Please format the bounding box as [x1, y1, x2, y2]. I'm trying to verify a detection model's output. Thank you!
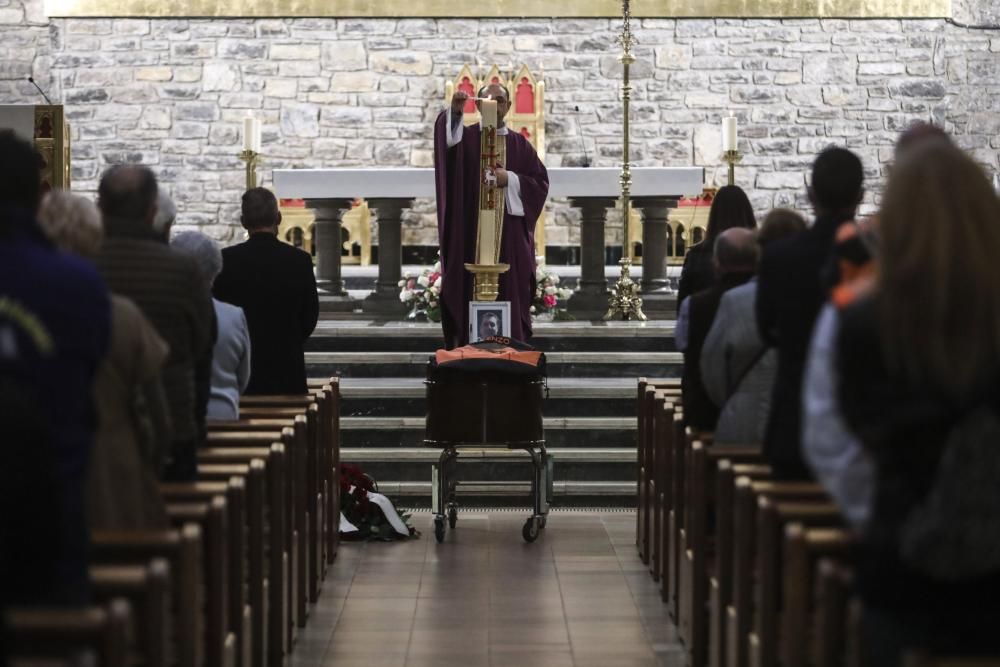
[464, 98, 509, 302]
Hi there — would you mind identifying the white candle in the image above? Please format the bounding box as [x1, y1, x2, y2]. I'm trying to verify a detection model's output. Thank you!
[478, 99, 498, 264]
[253, 120, 262, 153]
[243, 116, 257, 152]
[722, 116, 738, 152]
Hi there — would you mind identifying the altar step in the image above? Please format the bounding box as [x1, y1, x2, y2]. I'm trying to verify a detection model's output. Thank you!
[307, 320, 676, 352]
[339, 377, 638, 417]
[308, 350, 681, 379]
[366, 481, 633, 508]
[308, 318, 679, 507]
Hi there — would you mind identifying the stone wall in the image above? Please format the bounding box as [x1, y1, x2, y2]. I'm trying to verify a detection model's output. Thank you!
[1, 1, 999, 246]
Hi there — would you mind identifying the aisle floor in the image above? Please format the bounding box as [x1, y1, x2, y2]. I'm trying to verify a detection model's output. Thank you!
[290, 511, 684, 667]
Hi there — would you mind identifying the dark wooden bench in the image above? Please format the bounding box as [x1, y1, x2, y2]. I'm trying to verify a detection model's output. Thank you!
[164, 496, 235, 667]
[5, 599, 131, 666]
[90, 559, 170, 667]
[91, 525, 202, 667]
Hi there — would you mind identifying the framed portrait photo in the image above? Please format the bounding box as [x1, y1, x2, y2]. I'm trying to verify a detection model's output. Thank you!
[469, 301, 511, 343]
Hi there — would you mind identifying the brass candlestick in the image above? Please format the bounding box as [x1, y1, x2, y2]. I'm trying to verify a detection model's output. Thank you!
[722, 149, 742, 186]
[239, 149, 261, 190]
[604, 0, 646, 322]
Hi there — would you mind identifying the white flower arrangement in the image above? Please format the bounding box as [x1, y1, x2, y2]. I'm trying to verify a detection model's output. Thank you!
[532, 265, 573, 316]
[398, 260, 442, 322]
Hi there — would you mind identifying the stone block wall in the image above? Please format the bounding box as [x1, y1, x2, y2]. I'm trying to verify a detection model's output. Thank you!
[1, 0, 998, 246]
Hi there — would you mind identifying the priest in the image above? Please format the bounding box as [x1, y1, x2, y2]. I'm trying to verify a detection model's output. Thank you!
[433, 83, 549, 348]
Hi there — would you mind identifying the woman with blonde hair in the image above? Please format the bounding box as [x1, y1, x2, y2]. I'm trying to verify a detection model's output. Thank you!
[833, 141, 1000, 664]
[38, 190, 170, 531]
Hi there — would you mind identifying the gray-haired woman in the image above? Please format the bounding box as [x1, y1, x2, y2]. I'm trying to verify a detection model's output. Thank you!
[171, 231, 251, 420]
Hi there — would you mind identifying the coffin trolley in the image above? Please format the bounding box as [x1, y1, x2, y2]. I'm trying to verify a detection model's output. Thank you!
[424, 339, 553, 543]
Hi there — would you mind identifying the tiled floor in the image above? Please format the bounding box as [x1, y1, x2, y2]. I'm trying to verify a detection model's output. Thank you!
[290, 511, 685, 667]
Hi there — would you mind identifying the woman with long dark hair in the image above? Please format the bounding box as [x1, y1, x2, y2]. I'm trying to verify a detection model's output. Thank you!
[835, 140, 1000, 664]
[676, 184, 757, 308]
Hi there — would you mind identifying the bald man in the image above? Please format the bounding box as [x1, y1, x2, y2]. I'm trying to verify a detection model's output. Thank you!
[680, 227, 759, 431]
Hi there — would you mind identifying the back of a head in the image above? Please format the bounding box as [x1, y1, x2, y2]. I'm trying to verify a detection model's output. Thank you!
[705, 185, 757, 243]
[0, 130, 43, 215]
[152, 189, 178, 237]
[37, 191, 103, 259]
[878, 141, 1000, 399]
[241, 188, 280, 231]
[758, 208, 807, 246]
[810, 147, 864, 215]
[714, 227, 759, 274]
[894, 122, 952, 161]
[98, 165, 158, 225]
[171, 230, 223, 287]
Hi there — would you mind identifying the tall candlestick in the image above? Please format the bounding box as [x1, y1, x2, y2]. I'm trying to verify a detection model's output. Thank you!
[722, 116, 738, 152]
[478, 99, 498, 265]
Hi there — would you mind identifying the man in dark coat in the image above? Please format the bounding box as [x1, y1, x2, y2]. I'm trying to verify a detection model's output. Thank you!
[214, 188, 319, 395]
[681, 228, 758, 431]
[96, 166, 215, 482]
[755, 147, 864, 478]
[434, 83, 549, 348]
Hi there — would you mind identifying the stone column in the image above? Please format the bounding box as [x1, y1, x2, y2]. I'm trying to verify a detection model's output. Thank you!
[306, 198, 354, 310]
[633, 196, 679, 313]
[362, 197, 415, 315]
[567, 197, 618, 316]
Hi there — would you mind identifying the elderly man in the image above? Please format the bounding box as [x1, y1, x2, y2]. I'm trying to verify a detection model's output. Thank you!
[433, 83, 549, 348]
[96, 166, 215, 481]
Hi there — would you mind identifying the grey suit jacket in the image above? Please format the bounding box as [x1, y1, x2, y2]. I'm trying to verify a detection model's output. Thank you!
[699, 280, 776, 444]
[207, 299, 251, 421]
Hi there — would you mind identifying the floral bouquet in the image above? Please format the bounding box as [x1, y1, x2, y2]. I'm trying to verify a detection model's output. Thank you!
[398, 260, 442, 322]
[532, 265, 573, 318]
[340, 463, 417, 540]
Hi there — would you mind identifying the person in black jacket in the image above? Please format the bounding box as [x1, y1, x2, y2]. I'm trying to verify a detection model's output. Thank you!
[214, 188, 319, 395]
[676, 184, 756, 309]
[756, 146, 863, 478]
[681, 227, 758, 431]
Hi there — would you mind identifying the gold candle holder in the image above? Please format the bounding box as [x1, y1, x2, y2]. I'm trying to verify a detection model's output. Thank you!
[464, 262, 510, 301]
[239, 149, 261, 190]
[605, 0, 646, 322]
[722, 149, 742, 186]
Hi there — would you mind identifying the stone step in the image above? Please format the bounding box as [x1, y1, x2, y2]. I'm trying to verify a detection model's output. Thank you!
[307, 351, 682, 378]
[344, 446, 634, 483]
[372, 481, 635, 508]
[333, 376, 652, 417]
[341, 415, 636, 447]
[307, 319, 676, 352]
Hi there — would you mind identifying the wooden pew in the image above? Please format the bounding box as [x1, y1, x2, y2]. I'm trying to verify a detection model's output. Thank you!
[207, 428, 299, 646]
[904, 656, 1000, 666]
[198, 444, 286, 667]
[210, 414, 314, 629]
[636, 378, 681, 567]
[91, 525, 202, 667]
[165, 496, 235, 667]
[814, 558, 856, 667]
[710, 462, 771, 667]
[90, 559, 170, 667]
[5, 599, 131, 667]
[307, 378, 342, 571]
[162, 479, 249, 667]
[665, 415, 697, 620]
[750, 498, 842, 667]
[726, 479, 827, 667]
[649, 390, 672, 583]
[198, 461, 268, 667]
[678, 442, 762, 667]
[780, 525, 854, 666]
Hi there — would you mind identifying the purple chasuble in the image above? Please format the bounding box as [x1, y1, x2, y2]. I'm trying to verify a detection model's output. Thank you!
[433, 110, 549, 349]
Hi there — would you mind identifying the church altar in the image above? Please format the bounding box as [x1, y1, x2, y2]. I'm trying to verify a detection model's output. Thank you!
[273, 166, 703, 315]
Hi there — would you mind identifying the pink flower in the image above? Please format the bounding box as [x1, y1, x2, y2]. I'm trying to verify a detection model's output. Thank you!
[543, 294, 557, 307]
[428, 272, 440, 283]
[407, 279, 416, 289]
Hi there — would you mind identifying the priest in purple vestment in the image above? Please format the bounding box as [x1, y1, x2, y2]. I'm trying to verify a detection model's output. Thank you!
[433, 84, 550, 349]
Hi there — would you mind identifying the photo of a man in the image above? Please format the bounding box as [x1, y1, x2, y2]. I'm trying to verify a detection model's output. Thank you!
[469, 302, 511, 343]
[478, 310, 501, 340]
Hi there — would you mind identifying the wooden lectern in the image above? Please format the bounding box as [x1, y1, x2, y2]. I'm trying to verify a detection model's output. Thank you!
[0, 104, 71, 190]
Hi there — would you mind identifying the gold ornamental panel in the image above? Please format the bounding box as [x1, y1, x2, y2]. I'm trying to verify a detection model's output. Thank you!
[45, 0, 950, 19]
